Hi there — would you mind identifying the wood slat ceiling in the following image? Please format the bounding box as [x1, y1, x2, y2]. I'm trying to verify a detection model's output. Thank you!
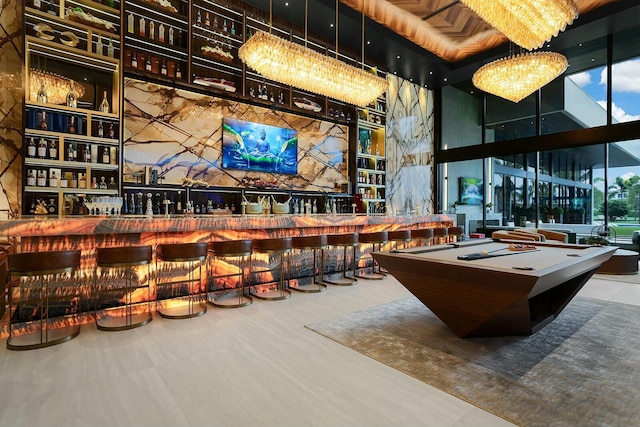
[340, 0, 622, 62]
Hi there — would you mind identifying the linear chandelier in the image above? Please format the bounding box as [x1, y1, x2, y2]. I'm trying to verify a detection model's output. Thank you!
[472, 51, 568, 103]
[29, 69, 85, 105]
[460, 0, 579, 51]
[239, 31, 386, 107]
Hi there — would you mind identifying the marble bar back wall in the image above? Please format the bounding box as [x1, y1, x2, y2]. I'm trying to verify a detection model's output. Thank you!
[123, 78, 349, 193]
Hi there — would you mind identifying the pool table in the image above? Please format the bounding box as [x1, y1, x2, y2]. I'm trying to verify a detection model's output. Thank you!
[372, 239, 617, 338]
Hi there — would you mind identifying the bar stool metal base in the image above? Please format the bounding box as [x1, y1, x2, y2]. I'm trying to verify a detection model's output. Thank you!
[157, 300, 208, 319]
[249, 238, 293, 302]
[208, 293, 253, 308]
[291, 282, 327, 293]
[208, 240, 254, 309]
[96, 312, 153, 331]
[324, 234, 358, 286]
[250, 288, 292, 300]
[7, 324, 80, 351]
[357, 232, 388, 280]
[290, 236, 328, 293]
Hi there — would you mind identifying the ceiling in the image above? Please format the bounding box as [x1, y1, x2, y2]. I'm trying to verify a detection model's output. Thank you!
[243, 0, 640, 89]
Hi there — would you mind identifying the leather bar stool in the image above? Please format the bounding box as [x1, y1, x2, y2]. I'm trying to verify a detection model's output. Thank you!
[412, 228, 434, 246]
[357, 231, 388, 280]
[433, 228, 449, 245]
[155, 242, 208, 319]
[324, 233, 358, 286]
[208, 240, 253, 308]
[290, 235, 328, 293]
[7, 250, 81, 350]
[448, 226, 464, 243]
[387, 230, 412, 250]
[250, 237, 292, 301]
[94, 245, 153, 331]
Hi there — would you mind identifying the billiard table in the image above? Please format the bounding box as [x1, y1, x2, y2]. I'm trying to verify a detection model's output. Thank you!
[372, 239, 617, 338]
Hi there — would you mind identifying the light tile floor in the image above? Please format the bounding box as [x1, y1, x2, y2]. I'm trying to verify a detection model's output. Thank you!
[0, 274, 638, 427]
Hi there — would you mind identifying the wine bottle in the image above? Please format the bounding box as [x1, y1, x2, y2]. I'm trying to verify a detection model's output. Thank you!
[176, 63, 182, 79]
[68, 116, 76, 133]
[84, 144, 91, 163]
[108, 123, 115, 139]
[131, 52, 138, 68]
[145, 56, 152, 72]
[60, 173, 68, 188]
[161, 59, 167, 76]
[66, 81, 77, 108]
[37, 138, 47, 158]
[99, 91, 110, 113]
[158, 23, 165, 43]
[49, 139, 57, 159]
[49, 171, 58, 188]
[107, 38, 114, 58]
[139, 17, 146, 37]
[102, 146, 109, 164]
[168, 27, 174, 45]
[205, 12, 210, 27]
[223, 19, 228, 32]
[127, 12, 134, 33]
[67, 143, 75, 161]
[96, 34, 103, 56]
[97, 120, 104, 138]
[27, 137, 36, 158]
[78, 173, 86, 188]
[27, 169, 36, 186]
[196, 9, 202, 26]
[37, 170, 47, 187]
[149, 21, 155, 40]
[37, 83, 48, 103]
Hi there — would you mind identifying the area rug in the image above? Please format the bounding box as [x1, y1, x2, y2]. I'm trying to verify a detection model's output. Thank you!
[306, 296, 640, 427]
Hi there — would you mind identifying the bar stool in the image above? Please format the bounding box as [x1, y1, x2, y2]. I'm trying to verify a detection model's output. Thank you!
[207, 240, 253, 308]
[434, 228, 449, 245]
[324, 233, 358, 286]
[448, 226, 464, 242]
[411, 228, 434, 246]
[249, 237, 292, 301]
[290, 235, 327, 293]
[357, 231, 388, 280]
[155, 242, 208, 319]
[7, 250, 81, 350]
[387, 230, 412, 250]
[94, 245, 153, 331]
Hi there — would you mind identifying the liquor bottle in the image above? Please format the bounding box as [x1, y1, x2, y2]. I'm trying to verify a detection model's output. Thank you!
[223, 19, 228, 32]
[158, 23, 165, 43]
[212, 15, 218, 30]
[145, 56, 152, 72]
[102, 146, 109, 164]
[37, 170, 47, 187]
[107, 38, 114, 58]
[196, 9, 202, 26]
[49, 171, 58, 188]
[68, 116, 76, 133]
[99, 177, 107, 189]
[84, 144, 91, 163]
[122, 194, 129, 214]
[160, 59, 167, 76]
[38, 114, 47, 132]
[33, 0, 42, 10]
[66, 81, 77, 108]
[231, 22, 236, 35]
[27, 137, 36, 158]
[107, 177, 117, 190]
[149, 21, 155, 40]
[91, 177, 98, 189]
[96, 34, 103, 56]
[27, 169, 36, 187]
[60, 173, 67, 188]
[130, 193, 136, 215]
[205, 12, 210, 27]
[73, 143, 78, 161]
[78, 173, 86, 188]
[70, 173, 77, 188]
[37, 83, 48, 103]
[175, 63, 182, 79]
[37, 138, 47, 158]
[176, 190, 183, 214]
[168, 27, 174, 45]
[99, 91, 110, 113]
[67, 143, 75, 161]
[131, 52, 138, 68]
[127, 12, 134, 33]
[48, 139, 57, 159]
[97, 120, 104, 138]
[47, 198, 56, 215]
[139, 17, 146, 37]
[108, 123, 115, 139]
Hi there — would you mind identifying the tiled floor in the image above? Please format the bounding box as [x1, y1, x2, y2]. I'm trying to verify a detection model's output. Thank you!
[0, 274, 637, 427]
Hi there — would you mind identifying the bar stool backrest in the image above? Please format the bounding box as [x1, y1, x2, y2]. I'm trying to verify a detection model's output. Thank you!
[388, 230, 411, 241]
[209, 240, 253, 257]
[327, 233, 359, 246]
[291, 235, 327, 249]
[434, 228, 448, 237]
[156, 242, 208, 262]
[9, 250, 80, 276]
[359, 231, 389, 244]
[253, 237, 292, 253]
[96, 245, 153, 267]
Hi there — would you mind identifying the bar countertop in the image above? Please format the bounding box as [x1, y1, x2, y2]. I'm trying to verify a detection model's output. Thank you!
[0, 214, 452, 238]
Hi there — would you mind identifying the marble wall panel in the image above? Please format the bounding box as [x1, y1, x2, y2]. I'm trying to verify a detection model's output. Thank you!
[0, 0, 23, 219]
[385, 75, 435, 215]
[124, 79, 349, 192]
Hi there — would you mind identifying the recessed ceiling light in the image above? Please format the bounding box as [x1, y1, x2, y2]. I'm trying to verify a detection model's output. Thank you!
[367, 40, 370, 45]
[579, 43, 583, 47]
[330, 23, 334, 28]
[591, 58, 595, 62]
[396, 55, 400, 59]
[429, 71, 433, 75]
[443, 78, 447, 82]
[470, 90, 474, 94]
[285, 1, 289, 5]
[410, 78, 413, 82]
[394, 71, 397, 75]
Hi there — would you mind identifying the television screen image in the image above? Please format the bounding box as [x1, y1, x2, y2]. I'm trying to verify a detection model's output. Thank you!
[222, 117, 298, 175]
[459, 177, 483, 205]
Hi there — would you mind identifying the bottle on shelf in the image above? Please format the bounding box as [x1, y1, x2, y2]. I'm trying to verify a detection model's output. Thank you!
[91, 177, 98, 189]
[127, 12, 134, 33]
[139, 17, 146, 37]
[70, 173, 77, 188]
[205, 12, 210, 27]
[60, 173, 67, 188]
[36, 170, 46, 187]
[37, 138, 47, 158]
[131, 52, 138, 68]
[68, 116, 76, 133]
[107, 38, 114, 58]
[231, 21, 236, 35]
[84, 144, 91, 163]
[108, 123, 115, 139]
[97, 120, 104, 138]
[33, 0, 42, 10]
[78, 173, 86, 188]
[67, 143, 75, 161]
[145, 56, 152, 72]
[96, 34, 103, 56]
[66, 81, 78, 108]
[149, 21, 155, 40]
[168, 27, 174, 45]
[27, 137, 36, 158]
[102, 146, 109, 164]
[158, 23, 165, 43]
[26, 169, 36, 187]
[99, 91, 110, 113]
[176, 63, 182, 79]
[36, 83, 48, 103]
[38, 111, 48, 130]
[196, 9, 202, 27]
[99, 176, 107, 189]
[176, 190, 183, 214]
[49, 171, 58, 188]
[48, 139, 57, 159]
[107, 177, 117, 190]
[223, 19, 228, 32]
[161, 59, 167, 76]
[213, 15, 218, 30]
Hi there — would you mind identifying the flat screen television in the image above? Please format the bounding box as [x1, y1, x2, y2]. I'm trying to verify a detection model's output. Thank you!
[222, 117, 298, 175]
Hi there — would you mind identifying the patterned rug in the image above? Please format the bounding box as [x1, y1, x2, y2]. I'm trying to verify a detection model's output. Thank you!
[306, 296, 640, 427]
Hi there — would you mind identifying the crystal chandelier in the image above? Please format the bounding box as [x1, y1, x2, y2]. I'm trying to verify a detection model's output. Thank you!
[460, 0, 579, 51]
[29, 69, 85, 105]
[472, 51, 568, 103]
[239, 31, 387, 107]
